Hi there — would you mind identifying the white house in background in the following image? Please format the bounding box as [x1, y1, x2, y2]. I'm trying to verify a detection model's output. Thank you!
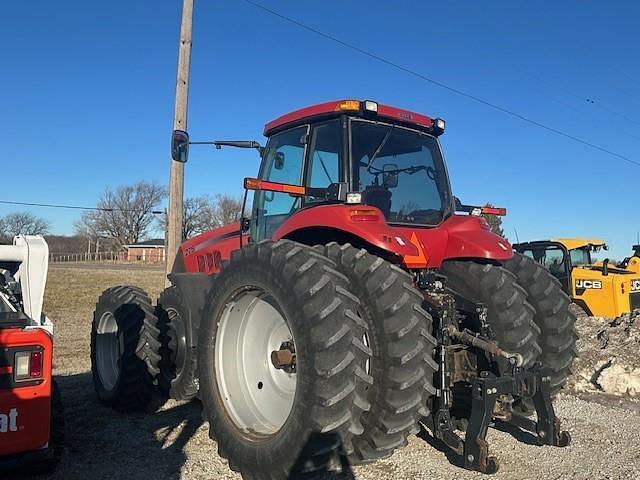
[125, 239, 165, 262]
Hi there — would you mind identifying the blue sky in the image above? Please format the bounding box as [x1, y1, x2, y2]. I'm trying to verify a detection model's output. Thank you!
[1, 1, 638, 259]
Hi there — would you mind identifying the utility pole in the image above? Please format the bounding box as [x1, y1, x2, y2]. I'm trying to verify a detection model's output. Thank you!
[166, 0, 194, 283]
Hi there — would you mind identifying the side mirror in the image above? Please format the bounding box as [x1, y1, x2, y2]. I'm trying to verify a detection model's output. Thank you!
[382, 164, 399, 188]
[171, 130, 190, 163]
[274, 152, 285, 170]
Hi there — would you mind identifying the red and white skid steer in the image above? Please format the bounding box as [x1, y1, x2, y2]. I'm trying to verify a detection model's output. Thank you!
[0, 235, 63, 472]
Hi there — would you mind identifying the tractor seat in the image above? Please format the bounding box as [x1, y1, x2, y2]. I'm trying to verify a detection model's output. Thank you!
[362, 186, 392, 218]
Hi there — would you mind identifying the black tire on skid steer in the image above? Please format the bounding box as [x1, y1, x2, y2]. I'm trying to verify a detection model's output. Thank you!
[47, 379, 65, 468]
[504, 252, 578, 397]
[90, 286, 159, 411]
[198, 240, 371, 480]
[156, 286, 199, 401]
[319, 243, 437, 463]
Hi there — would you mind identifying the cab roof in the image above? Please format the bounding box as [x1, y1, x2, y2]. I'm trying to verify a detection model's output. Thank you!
[514, 238, 607, 251]
[552, 238, 607, 251]
[263, 99, 437, 136]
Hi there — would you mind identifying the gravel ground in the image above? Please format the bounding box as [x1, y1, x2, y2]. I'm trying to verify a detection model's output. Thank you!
[8, 265, 640, 479]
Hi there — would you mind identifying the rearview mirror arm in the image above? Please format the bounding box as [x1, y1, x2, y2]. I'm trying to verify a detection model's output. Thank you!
[190, 140, 264, 154]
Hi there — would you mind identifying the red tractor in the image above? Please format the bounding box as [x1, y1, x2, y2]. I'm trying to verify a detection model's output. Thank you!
[91, 99, 576, 478]
[0, 236, 63, 473]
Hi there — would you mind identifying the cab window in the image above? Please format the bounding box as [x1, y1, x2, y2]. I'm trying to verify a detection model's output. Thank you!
[569, 248, 591, 266]
[305, 120, 341, 203]
[251, 126, 307, 241]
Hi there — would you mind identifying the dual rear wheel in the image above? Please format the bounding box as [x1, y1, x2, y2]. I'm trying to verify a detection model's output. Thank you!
[90, 243, 576, 480]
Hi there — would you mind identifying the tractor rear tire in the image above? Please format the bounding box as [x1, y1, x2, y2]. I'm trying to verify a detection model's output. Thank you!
[90, 286, 159, 411]
[504, 252, 578, 396]
[320, 243, 437, 463]
[440, 261, 541, 423]
[157, 286, 199, 401]
[440, 261, 541, 368]
[198, 240, 370, 480]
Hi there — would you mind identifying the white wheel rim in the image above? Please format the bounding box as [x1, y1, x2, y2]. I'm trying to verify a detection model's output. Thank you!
[215, 289, 297, 437]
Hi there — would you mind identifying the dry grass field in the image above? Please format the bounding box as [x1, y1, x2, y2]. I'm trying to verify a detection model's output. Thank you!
[11, 264, 640, 480]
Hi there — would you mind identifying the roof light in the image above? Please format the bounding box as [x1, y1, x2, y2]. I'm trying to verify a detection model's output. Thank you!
[334, 100, 361, 111]
[433, 118, 446, 135]
[363, 100, 378, 113]
[346, 192, 362, 204]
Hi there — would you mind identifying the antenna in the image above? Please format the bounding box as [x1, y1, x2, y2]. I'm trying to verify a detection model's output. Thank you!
[513, 228, 520, 244]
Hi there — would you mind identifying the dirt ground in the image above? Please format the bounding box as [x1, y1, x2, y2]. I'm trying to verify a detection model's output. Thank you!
[9, 265, 640, 479]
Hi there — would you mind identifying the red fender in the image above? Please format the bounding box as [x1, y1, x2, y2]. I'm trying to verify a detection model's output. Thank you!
[274, 205, 419, 258]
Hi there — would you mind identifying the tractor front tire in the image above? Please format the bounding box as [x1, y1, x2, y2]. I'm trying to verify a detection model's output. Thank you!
[504, 252, 578, 396]
[157, 286, 199, 401]
[198, 240, 370, 480]
[90, 286, 159, 411]
[320, 243, 437, 463]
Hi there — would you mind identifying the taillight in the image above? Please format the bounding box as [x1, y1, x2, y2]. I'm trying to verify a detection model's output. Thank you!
[14, 350, 44, 382]
[349, 208, 380, 222]
[29, 351, 43, 378]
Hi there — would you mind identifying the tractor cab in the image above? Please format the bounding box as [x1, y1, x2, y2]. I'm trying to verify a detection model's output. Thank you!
[249, 99, 452, 241]
[172, 99, 511, 274]
[513, 239, 606, 292]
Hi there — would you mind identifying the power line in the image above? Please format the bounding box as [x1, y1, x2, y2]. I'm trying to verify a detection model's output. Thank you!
[243, 0, 640, 168]
[0, 199, 164, 214]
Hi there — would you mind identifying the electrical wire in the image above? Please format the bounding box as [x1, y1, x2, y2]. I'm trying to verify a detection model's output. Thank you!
[0, 199, 163, 214]
[242, 0, 640, 168]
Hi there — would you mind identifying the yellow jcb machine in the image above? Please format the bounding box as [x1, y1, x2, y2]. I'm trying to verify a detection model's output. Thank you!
[513, 239, 640, 318]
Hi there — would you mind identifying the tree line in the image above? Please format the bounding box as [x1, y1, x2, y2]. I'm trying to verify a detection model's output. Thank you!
[2, 182, 505, 249]
[1, 181, 243, 250]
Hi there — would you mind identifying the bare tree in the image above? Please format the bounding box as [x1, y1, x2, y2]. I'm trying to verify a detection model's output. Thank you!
[212, 194, 243, 227]
[159, 194, 244, 240]
[75, 182, 166, 248]
[0, 212, 50, 241]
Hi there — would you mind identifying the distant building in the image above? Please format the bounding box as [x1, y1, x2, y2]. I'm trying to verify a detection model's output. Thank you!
[125, 239, 165, 262]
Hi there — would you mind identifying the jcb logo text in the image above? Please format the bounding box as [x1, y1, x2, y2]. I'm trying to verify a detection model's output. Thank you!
[576, 280, 602, 290]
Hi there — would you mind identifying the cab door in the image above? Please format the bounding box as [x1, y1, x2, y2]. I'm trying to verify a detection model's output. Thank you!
[251, 126, 308, 241]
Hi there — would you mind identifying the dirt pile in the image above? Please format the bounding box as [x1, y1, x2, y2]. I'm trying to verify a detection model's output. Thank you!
[568, 309, 640, 396]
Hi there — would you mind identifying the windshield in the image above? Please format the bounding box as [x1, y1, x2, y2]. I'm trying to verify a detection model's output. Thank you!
[351, 120, 451, 226]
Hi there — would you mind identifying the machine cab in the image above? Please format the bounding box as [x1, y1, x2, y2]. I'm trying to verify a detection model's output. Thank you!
[250, 99, 452, 242]
[513, 239, 605, 293]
